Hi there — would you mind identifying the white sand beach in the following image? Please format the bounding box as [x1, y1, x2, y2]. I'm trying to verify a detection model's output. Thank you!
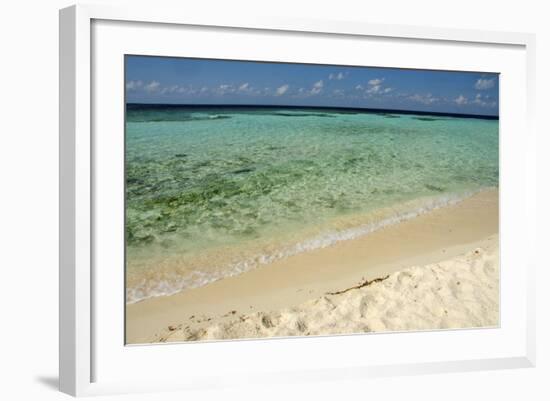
[126, 189, 499, 344]
[164, 235, 498, 341]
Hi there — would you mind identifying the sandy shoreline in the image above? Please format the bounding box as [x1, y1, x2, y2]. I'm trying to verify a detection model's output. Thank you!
[126, 189, 499, 344]
[160, 235, 499, 341]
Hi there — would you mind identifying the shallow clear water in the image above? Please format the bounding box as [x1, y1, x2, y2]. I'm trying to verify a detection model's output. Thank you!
[125, 105, 499, 303]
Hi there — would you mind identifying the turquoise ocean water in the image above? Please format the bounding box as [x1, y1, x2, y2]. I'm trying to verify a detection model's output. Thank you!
[125, 105, 499, 303]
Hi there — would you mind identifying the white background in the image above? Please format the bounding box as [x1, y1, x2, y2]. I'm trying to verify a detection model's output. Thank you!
[0, 0, 547, 400]
[92, 17, 529, 387]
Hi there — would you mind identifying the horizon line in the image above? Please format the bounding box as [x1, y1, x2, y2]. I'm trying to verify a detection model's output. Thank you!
[126, 102, 499, 120]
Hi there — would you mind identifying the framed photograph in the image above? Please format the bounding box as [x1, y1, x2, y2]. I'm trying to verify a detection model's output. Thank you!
[59, 4, 536, 396]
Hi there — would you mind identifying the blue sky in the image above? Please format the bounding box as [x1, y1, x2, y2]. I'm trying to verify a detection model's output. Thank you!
[126, 56, 499, 116]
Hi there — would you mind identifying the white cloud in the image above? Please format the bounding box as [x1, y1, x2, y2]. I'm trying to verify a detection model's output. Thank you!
[157, 85, 200, 95]
[410, 93, 438, 104]
[290, 80, 324, 97]
[474, 78, 495, 90]
[472, 93, 497, 108]
[144, 80, 161, 93]
[362, 78, 392, 96]
[367, 85, 381, 94]
[215, 84, 236, 95]
[368, 78, 384, 86]
[454, 95, 468, 105]
[238, 83, 249, 91]
[329, 72, 345, 80]
[310, 80, 324, 95]
[275, 84, 289, 96]
[126, 80, 143, 91]
[161, 85, 180, 94]
[367, 85, 393, 95]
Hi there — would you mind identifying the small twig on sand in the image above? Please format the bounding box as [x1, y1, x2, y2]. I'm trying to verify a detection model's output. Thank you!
[327, 275, 390, 296]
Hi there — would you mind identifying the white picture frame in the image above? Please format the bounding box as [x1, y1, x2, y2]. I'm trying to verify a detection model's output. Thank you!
[59, 3, 536, 397]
